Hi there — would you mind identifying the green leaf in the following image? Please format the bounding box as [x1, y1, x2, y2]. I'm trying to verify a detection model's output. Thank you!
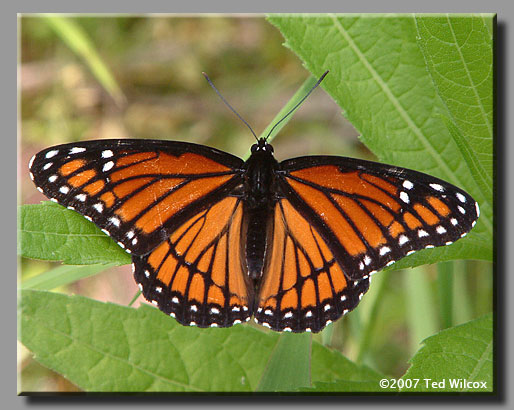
[415, 15, 493, 181]
[20, 290, 395, 392]
[307, 345, 388, 392]
[18, 202, 131, 265]
[268, 14, 492, 265]
[21, 263, 115, 290]
[43, 15, 126, 106]
[401, 314, 493, 392]
[256, 332, 311, 391]
[19, 290, 273, 392]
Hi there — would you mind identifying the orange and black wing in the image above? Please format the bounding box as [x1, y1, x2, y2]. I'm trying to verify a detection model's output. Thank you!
[254, 198, 370, 333]
[29, 139, 244, 255]
[132, 196, 253, 327]
[278, 156, 480, 281]
[30, 139, 252, 326]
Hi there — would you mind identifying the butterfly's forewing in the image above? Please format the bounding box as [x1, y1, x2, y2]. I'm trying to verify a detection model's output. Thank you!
[254, 198, 370, 333]
[279, 156, 480, 281]
[29, 140, 244, 255]
[132, 196, 253, 327]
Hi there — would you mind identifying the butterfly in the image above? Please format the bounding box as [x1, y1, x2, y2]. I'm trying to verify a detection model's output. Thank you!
[28, 74, 480, 333]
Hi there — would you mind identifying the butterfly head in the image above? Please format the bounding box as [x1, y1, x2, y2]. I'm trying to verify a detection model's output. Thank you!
[251, 138, 274, 155]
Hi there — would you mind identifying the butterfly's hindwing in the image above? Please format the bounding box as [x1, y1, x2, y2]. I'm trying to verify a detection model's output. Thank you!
[254, 198, 370, 333]
[133, 196, 252, 327]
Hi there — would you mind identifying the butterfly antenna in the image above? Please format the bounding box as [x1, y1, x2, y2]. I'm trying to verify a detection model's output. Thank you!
[202, 72, 259, 142]
[265, 70, 329, 141]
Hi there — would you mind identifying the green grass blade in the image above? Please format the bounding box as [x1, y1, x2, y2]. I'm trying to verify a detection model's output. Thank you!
[404, 266, 438, 356]
[21, 263, 114, 290]
[243, 74, 321, 159]
[256, 332, 311, 391]
[437, 261, 454, 329]
[43, 15, 126, 106]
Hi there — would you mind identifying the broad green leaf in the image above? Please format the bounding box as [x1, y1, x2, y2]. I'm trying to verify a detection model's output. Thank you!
[268, 14, 492, 265]
[43, 15, 126, 106]
[401, 313, 493, 392]
[18, 202, 131, 265]
[415, 15, 493, 182]
[19, 290, 388, 392]
[21, 263, 115, 290]
[256, 332, 311, 391]
[309, 343, 387, 392]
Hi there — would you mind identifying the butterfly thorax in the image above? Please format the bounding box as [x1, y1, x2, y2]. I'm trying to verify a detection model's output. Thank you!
[242, 140, 278, 283]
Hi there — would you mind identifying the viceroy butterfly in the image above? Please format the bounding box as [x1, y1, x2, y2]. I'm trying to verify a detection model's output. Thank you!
[28, 72, 479, 333]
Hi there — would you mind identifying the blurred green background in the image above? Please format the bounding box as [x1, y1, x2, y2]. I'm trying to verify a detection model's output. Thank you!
[18, 15, 492, 392]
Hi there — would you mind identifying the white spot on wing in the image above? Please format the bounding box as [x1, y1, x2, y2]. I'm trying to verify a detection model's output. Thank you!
[126, 230, 135, 239]
[284, 311, 293, 319]
[418, 229, 429, 238]
[75, 193, 87, 202]
[456, 192, 466, 203]
[436, 226, 447, 234]
[70, 147, 86, 154]
[103, 161, 114, 172]
[451, 218, 458, 226]
[475, 202, 480, 217]
[48, 175, 58, 183]
[28, 155, 35, 169]
[398, 235, 409, 245]
[458, 206, 466, 214]
[45, 150, 58, 159]
[93, 203, 104, 213]
[144, 270, 150, 278]
[155, 286, 162, 293]
[102, 150, 114, 158]
[110, 216, 121, 227]
[379, 246, 391, 256]
[324, 304, 331, 311]
[172, 296, 179, 304]
[190, 305, 198, 312]
[400, 191, 410, 203]
[59, 186, 69, 194]
[429, 183, 444, 192]
[211, 307, 220, 314]
[305, 310, 313, 318]
[364, 255, 371, 265]
[43, 162, 52, 170]
[403, 180, 414, 190]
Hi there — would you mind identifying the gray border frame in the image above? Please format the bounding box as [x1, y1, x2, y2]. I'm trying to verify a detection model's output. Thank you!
[10, 0, 510, 407]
